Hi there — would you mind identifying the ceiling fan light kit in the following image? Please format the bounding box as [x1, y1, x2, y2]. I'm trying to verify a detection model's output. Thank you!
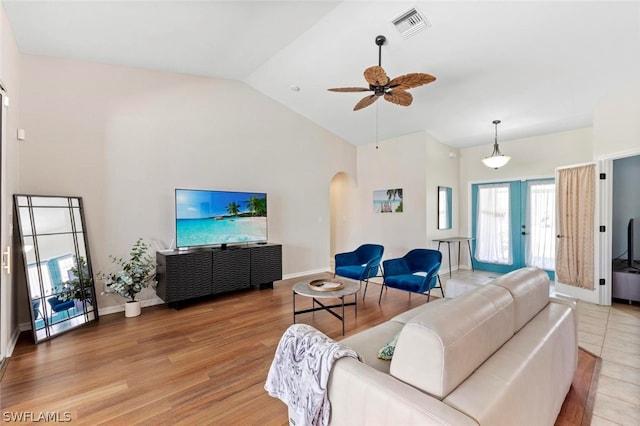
[482, 120, 511, 169]
[328, 35, 436, 111]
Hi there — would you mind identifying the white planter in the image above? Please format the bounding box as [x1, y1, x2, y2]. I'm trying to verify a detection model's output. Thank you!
[125, 300, 141, 317]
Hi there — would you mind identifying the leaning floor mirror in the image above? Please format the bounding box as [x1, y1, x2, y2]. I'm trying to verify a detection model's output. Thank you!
[14, 195, 99, 343]
[438, 186, 453, 230]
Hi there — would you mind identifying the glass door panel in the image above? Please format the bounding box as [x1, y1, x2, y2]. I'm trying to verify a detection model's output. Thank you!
[472, 179, 555, 279]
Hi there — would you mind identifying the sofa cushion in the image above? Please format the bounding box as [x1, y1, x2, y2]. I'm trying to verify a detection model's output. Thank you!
[377, 333, 399, 360]
[443, 302, 577, 426]
[340, 320, 404, 374]
[384, 274, 425, 292]
[488, 267, 550, 332]
[390, 284, 515, 399]
[391, 297, 448, 324]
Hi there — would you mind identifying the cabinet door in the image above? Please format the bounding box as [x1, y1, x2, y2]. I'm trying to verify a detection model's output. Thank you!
[212, 249, 250, 294]
[162, 251, 212, 302]
[251, 245, 282, 285]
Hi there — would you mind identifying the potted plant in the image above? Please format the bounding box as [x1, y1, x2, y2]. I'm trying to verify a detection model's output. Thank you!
[100, 238, 156, 317]
[55, 256, 93, 313]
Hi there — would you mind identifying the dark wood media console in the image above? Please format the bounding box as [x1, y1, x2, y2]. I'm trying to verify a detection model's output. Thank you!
[156, 243, 282, 308]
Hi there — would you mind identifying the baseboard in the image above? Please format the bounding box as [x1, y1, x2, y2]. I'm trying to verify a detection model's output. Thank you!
[282, 267, 331, 280]
[98, 296, 165, 316]
[5, 323, 25, 357]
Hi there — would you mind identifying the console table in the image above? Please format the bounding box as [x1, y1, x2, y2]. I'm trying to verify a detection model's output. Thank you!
[433, 237, 475, 277]
[612, 260, 640, 303]
[156, 243, 282, 308]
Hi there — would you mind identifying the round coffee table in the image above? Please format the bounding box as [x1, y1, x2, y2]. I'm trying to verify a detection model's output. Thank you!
[292, 279, 359, 335]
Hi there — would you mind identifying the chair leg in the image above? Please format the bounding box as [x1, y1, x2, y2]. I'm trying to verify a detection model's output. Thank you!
[378, 281, 386, 304]
[426, 288, 431, 303]
[362, 278, 369, 300]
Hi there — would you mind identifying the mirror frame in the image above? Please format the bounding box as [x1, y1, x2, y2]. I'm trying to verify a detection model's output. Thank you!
[438, 186, 453, 230]
[14, 194, 99, 343]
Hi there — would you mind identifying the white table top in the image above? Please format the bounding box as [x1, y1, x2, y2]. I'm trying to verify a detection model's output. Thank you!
[433, 237, 474, 243]
[293, 280, 359, 298]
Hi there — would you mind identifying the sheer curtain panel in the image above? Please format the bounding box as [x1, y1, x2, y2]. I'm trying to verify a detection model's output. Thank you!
[475, 183, 513, 265]
[525, 182, 556, 270]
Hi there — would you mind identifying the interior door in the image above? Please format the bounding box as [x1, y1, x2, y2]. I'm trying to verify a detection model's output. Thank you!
[472, 179, 556, 278]
[0, 91, 4, 366]
[555, 164, 596, 297]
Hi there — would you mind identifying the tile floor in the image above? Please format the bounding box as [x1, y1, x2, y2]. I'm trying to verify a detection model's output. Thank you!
[577, 300, 640, 425]
[440, 269, 640, 426]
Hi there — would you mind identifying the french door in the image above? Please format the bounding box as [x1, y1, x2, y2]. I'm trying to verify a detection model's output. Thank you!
[472, 179, 556, 279]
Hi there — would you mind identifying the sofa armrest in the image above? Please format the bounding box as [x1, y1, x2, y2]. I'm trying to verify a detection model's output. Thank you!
[327, 357, 478, 426]
[549, 295, 578, 355]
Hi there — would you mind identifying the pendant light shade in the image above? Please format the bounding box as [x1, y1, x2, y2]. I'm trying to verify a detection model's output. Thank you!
[482, 120, 511, 169]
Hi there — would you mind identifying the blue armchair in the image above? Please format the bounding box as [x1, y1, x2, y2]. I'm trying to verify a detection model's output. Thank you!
[380, 249, 443, 303]
[47, 296, 74, 319]
[334, 244, 384, 299]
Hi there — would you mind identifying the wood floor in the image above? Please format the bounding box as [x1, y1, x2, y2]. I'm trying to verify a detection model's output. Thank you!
[2, 273, 596, 425]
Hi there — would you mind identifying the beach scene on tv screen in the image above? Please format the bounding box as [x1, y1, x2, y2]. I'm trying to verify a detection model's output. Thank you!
[176, 190, 267, 247]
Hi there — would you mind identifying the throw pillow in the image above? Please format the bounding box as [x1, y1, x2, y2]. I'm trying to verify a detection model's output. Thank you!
[377, 333, 400, 360]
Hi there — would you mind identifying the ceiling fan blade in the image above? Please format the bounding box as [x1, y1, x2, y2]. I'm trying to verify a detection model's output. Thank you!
[353, 94, 379, 111]
[384, 90, 413, 107]
[364, 66, 389, 87]
[388, 73, 436, 91]
[327, 87, 371, 92]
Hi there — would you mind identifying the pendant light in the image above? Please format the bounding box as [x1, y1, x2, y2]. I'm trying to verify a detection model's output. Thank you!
[482, 120, 511, 169]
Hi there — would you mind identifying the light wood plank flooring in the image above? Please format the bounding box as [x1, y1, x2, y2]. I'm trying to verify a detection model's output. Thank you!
[1, 271, 600, 425]
[1, 273, 431, 425]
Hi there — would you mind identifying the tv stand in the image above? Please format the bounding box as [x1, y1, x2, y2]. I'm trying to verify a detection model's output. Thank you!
[612, 259, 640, 303]
[156, 243, 282, 308]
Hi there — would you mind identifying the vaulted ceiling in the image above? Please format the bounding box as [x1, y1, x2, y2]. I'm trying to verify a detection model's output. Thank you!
[4, 1, 640, 148]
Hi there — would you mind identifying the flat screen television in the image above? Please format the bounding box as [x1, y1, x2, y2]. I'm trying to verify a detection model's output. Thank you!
[175, 189, 267, 248]
[629, 218, 635, 268]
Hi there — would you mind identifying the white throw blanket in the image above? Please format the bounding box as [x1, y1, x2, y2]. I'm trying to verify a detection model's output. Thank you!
[265, 324, 361, 426]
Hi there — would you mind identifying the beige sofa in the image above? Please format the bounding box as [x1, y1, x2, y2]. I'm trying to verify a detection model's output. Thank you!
[327, 267, 578, 425]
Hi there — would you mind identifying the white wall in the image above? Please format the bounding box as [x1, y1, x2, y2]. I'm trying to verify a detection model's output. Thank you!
[18, 54, 356, 314]
[593, 78, 640, 304]
[355, 132, 427, 260]
[458, 127, 594, 268]
[0, 3, 21, 357]
[594, 79, 640, 159]
[351, 131, 459, 266]
[425, 136, 460, 273]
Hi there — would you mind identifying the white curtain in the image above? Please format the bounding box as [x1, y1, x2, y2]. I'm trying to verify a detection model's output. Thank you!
[525, 182, 556, 270]
[475, 183, 512, 265]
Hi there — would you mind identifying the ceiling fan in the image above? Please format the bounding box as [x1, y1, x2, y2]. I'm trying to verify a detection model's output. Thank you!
[328, 35, 436, 111]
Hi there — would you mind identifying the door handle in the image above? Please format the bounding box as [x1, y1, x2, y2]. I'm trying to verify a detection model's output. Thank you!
[521, 232, 529, 236]
[2, 245, 10, 274]
[556, 234, 565, 239]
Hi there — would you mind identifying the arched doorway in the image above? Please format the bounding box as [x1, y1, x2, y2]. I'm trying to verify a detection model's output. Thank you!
[329, 172, 357, 270]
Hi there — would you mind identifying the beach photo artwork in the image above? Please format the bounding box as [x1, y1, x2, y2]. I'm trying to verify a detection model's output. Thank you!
[373, 188, 403, 213]
[175, 189, 267, 247]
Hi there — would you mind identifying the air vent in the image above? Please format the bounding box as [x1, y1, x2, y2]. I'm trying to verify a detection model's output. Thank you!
[392, 8, 430, 39]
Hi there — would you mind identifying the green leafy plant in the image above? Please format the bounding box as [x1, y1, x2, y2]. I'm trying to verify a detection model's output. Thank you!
[55, 256, 92, 302]
[100, 238, 156, 302]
